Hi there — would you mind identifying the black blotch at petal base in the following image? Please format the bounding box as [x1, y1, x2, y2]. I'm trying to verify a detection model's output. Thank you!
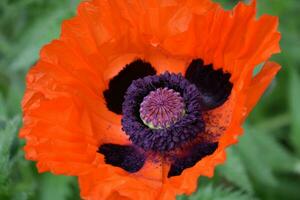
[98, 143, 146, 173]
[168, 142, 218, 177]
[185, 59, 233, 111]
[103, 59, 156, 114]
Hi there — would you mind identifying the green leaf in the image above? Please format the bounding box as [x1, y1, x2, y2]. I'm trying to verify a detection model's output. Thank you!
[38, 174, 75, 200]
[188, 184, 256, 200]
[270, 173, 300, 200]
[0, 116, 40, 200]
[5, 76, 24, 117]
[289, 68, 300, 156]
[66, 177, 81, 200]
[218, 147, 254, 193]
[0, 93, 7, 118]
[8, 0, 80, 72]
[0, 0, 81, 72]
[236, 128, 279, 188]
[249, 127, 298, 172]
[0, 117, 20, 185]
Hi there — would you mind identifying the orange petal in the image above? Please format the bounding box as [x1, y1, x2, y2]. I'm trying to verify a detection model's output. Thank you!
[243, 61, 281, 119]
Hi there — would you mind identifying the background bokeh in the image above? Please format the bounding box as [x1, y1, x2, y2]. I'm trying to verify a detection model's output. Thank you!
[0, 0, 300, 199]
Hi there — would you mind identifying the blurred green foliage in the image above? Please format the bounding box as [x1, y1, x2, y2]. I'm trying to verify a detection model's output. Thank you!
[0, 0, 299, 199]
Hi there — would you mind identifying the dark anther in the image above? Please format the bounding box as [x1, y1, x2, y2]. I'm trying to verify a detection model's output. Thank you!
[122, 72, 205, 152]
[185, 59, 233, 111]
[168, 142, 218, 177]
[98, 144, 146, 173]
[103, 59, 156, 114]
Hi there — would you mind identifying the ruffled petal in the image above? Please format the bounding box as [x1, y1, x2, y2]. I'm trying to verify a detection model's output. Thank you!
[243, 61, 281, 119]
[20, 39, 127, 175]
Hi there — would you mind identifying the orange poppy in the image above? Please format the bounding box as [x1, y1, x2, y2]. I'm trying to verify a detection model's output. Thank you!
[19, 0, 281, 199]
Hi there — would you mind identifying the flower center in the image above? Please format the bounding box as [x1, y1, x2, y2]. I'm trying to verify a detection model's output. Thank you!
[140, 88, 185, 129]
[122, 72, 204, 152]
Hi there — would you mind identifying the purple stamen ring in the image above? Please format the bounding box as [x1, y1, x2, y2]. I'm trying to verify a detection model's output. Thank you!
[140, 88, 185, 129]
[122, 72, 205, 152]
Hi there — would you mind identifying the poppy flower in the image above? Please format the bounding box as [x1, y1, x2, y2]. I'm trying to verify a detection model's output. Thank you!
[19, 0, 281, 199]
